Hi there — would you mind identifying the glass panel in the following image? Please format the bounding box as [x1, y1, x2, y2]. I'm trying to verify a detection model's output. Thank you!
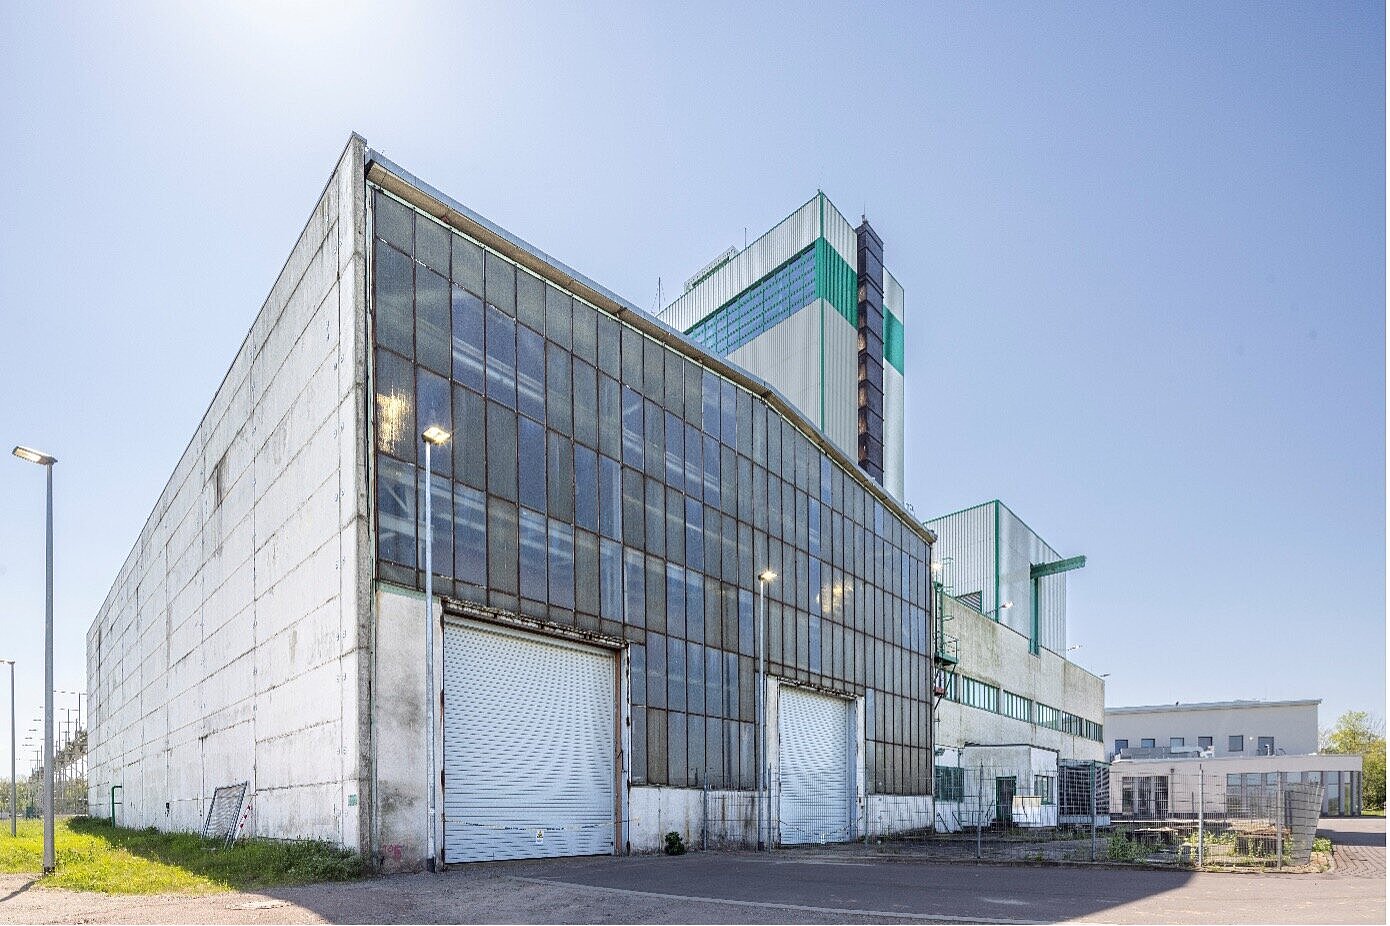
[453, 483, 486, 586]
[484, 251, 515, 316]
[516, 269, 544, 331]
[452, 387, 485, 489]
[450, 287, 485, 393]
[485, 402, 517, 501]
[519, 508, 547, 601]
[485, 497, 518, 594]
[374, 349, 415, 461]
[517, 417, 546, 512]
[599, 537, 622, 622]
[374, 192, 414, 254]
[451, 233, 483, 295]
[376, 455, 416, 567]
[415, 267, 451, 376]
[516, 324, 546, 421]
[374, 244, 414, 357]
[416, 368, 450, 474]
[548, 519, 575, 609]
[485, 305, 516, 408]
[548, 431, 574, 522]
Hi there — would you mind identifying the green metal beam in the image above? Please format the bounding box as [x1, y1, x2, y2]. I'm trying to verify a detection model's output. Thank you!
[1030, 555, 1087, 580]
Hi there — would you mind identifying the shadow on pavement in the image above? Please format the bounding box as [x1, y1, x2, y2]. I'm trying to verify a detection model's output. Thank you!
[1316, 816, 1387, 847]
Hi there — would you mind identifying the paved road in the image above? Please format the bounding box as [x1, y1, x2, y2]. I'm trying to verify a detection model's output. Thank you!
[0, 817, 1382, 924]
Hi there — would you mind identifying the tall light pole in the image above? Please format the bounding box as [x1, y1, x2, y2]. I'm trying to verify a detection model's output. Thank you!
[421, 425, 450, 872]
[756, 569, 777, 850]
[1, 659, 14, 836]
[13, 445, 56, 873]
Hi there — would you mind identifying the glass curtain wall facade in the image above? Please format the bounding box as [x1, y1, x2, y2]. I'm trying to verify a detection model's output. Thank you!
[368, 187, 934, 795]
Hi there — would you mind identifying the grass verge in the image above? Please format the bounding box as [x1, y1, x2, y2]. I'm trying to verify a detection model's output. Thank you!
[0, 816, 363, 894]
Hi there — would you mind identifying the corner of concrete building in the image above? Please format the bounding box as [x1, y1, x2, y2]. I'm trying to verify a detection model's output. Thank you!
[85, 132, 374, 851]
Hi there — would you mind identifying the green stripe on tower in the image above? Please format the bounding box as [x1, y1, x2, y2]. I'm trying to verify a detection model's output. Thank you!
[884, 310, 905, 372]
[814, 238, 857, 327]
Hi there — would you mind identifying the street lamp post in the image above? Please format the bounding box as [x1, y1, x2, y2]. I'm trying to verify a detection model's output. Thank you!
[1, 660, 13, 835]
[756, 570, 777, 850]
[13, 446, 57, 872]
[421, 425, 451, 872]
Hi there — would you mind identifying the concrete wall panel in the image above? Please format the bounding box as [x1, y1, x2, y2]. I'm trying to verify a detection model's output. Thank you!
[86, 136, 371, 850]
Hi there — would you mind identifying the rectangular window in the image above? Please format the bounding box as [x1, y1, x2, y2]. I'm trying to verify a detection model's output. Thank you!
[1170, 737, 1185, 749]
[415, 267, 451, 376]
[451, 287, 485, 393]
[515, 324, 545, 421]
[934, 766, 964, 802]
[622, 386, 644, 468]
[376, 455, 416, 567]
[452, 483, 486, 587]
[1228, 735, 1244, 752]
[484, 305, 516, 408]
[598, 455, 622, 540]
[1198, 736, 1213, 749]
[599, 538, 622, 622]
[1035, 775, 1055, 805]
[1114, 739, 1129, 753]
[518, 508, 547, 602]
[574, 444, 597, 531]
[547, 519, 575, 610]
[1257, 736, 1274, 755]
[517, 417, 546, 512]
[1140, 738, 1155, 749]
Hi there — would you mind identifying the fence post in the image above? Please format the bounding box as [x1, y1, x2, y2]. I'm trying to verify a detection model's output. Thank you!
[702, 779, 708, 851]
[1197, 768, 1205, 869]
[976, 763, 984, 861]
[1275, 776, 1283, 870]
[1090, 762, 1098, 862]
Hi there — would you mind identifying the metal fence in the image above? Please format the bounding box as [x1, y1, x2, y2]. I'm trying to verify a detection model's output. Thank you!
[1111, 767, 1325, 869]
[856, 762, 1326, 870]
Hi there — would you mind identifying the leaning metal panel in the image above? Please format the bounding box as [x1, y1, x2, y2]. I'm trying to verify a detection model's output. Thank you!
[202, 782, 248, 848]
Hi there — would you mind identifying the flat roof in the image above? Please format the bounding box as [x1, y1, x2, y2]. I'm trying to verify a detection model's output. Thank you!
[1106, 699, 1321, 715]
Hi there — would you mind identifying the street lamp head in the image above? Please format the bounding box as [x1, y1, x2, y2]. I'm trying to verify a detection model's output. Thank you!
[422, 426, 451, 446]
[12, 446, 56, 466]
[758, 570, 777, 583]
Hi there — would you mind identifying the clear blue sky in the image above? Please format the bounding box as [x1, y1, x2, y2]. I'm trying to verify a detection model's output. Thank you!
[0, 2, 1383, 773]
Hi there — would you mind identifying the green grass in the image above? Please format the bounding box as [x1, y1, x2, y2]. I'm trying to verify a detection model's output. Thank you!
[0, 816, 364, 894]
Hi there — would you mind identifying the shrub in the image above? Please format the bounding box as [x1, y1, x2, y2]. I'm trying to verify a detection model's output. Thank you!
[663, 831, 686, 855]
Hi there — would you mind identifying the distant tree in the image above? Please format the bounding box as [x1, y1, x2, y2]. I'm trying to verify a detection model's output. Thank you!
[1321, 711, 1386, 811]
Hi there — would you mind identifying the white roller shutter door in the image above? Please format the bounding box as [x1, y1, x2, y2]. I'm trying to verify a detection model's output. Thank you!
[778, 685, 854, 845]
[443, 621, 615, 863]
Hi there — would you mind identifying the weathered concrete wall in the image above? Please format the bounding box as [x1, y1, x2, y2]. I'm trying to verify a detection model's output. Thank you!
[371, 583, 436, 871]
[936, 595, 1105, 762]
[86, 136, 370, 848]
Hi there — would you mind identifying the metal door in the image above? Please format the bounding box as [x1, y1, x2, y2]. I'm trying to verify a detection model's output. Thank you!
[777, 686, 854, 845]
[442, 621, 615, 862]
[995, 776, 1017, 824]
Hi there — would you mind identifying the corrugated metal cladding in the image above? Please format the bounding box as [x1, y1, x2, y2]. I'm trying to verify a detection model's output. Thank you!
[995, 504, 1066, 653]
[924, 503, 995, 614]
[442, 622, 616, 862]
[660, 194, 857, 333]
[727, 300, 824, 438]
[778, 686, 855, 845]
[821, 306, 859, 456]
[819, 197, 859, 276]
[882, 364, 905, 500]
[926, 501, 1069, 654]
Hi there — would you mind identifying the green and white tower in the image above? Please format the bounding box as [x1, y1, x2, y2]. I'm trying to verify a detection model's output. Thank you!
[660, 192, 906, 498]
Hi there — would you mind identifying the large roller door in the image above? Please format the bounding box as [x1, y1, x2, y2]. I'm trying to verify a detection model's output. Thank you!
[442, 621, 616, 863]
[778, 686, 854, 845]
